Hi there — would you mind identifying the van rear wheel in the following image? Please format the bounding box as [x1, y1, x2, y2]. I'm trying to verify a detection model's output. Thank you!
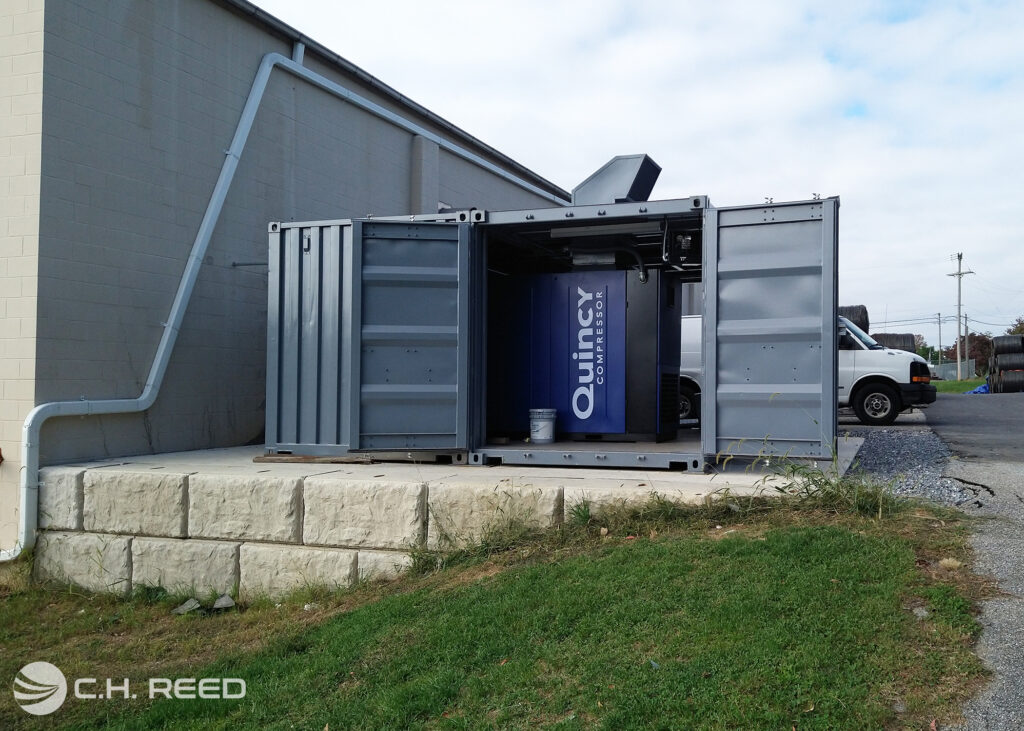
[852, 383, 900, 426]
[679, 384, 700, 427]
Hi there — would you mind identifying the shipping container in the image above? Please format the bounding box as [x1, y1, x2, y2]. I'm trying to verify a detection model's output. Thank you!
[265, 178, 838, 471]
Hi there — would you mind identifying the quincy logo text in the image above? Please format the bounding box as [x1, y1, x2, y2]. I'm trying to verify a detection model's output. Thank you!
[572, 286, 606, 420]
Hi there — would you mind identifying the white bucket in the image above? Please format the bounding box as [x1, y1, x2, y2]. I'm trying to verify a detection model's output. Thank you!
[529, 408, 556, 444]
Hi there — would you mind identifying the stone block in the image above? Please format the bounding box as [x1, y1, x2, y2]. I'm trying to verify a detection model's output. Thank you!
[358, 550, 413, 582]
[302, 478, 426, 550]
[188, 475, 301, 543]
[239, 543, 357, 600]
[132, 537, 239, 596]
[563, 484, 710, 522]
[38, 466, 84, 530]
[83, 470, 188, 537]
[426, 481, 563, 549]
[33, 531, 131, 594]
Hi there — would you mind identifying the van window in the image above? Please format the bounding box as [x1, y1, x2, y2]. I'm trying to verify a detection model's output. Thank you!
[839, 331, 860, 350]
[839, 317, 883, 350]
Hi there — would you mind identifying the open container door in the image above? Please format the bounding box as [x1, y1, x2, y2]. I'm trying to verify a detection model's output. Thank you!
[702, 199, 838, 462]
[265, 219, 471, 459]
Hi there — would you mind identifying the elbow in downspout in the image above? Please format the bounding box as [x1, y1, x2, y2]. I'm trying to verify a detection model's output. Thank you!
[0, 395, 157, 562]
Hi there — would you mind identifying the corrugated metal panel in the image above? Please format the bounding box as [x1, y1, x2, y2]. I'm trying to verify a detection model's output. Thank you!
[702, 200, 838, 459]
[267, 220, 470, 454]
[351, 221, 470, 450]
[266, 224, 347, 450]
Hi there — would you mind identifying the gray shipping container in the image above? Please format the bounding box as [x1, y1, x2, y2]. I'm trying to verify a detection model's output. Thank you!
[266, 195, 838, 471]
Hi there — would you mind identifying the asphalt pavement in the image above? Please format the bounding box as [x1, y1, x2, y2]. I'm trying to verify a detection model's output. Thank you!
[926, 392, 1024, 463]
[924, 393, 1024, 730]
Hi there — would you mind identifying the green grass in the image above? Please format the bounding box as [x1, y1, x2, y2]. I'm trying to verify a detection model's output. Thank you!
[934, 377, 985, 393]
[1, 523, 986, 729]
[154, 530, 905, 728]
[0, 472, 990, 730]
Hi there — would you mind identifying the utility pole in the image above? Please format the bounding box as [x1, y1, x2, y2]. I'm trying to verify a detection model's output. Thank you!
[936, 312, 942, 366]
[964, 314, 971, 376]
[947, 253, 974, 380]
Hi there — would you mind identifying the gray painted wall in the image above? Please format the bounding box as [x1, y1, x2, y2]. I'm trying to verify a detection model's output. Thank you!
[30, 0, 562, 472]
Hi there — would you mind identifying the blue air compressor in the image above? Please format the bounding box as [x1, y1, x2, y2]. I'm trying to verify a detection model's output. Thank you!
[488, 269, 680, 442]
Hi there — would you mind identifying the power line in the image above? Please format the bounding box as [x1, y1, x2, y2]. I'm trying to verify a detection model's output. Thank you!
[875, 316, 956, 326]
[879, 317, 955, 324]
[848, 310, 1015, 331]
[966, 317, 1015, 328]
[972, 272, 1024, 296]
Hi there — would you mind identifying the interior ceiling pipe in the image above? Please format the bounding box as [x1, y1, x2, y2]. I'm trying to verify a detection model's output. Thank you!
[0, 46, 569, 562]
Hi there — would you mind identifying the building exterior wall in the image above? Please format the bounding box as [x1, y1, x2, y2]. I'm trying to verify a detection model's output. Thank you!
[0, 0, 44, 549]
[438, 149, 556, 211]
[0, 0, 565, 550]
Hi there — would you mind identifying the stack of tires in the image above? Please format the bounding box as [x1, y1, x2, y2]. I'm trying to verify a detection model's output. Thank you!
[838, 305, 869, 333]
[871, 332, 917, 353]
[988, 335, 1024, 393]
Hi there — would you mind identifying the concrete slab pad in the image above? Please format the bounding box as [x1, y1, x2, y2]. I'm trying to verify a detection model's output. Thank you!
[30, 437, 866, 599]
[83, 447, 349, 480]
[835, 436, 864, 476]
[54, 436, 861, 491]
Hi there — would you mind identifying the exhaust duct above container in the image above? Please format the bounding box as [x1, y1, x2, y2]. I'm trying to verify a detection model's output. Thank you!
[571, 154, 662, 205]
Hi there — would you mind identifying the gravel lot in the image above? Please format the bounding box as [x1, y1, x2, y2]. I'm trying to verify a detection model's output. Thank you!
[842, 423, 973, 505]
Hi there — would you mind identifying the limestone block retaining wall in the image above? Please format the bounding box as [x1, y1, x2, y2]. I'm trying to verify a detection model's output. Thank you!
[33, 462, 718, 598]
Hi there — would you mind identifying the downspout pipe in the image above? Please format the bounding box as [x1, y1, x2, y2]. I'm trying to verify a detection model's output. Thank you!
[0, 49, 569, 562]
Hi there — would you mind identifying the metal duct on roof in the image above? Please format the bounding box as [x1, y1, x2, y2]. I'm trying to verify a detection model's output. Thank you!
[571, 154, 662, 205]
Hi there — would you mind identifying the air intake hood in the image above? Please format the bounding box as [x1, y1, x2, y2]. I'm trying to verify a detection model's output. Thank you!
[571, 154, 662, 205]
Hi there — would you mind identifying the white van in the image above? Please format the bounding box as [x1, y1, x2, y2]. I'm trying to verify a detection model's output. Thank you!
[679, 315, 936, 427]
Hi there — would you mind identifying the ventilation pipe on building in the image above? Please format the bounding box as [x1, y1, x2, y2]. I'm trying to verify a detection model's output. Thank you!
[0, 45, 569, 562]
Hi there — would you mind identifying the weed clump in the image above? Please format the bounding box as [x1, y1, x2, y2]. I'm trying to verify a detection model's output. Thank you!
[765, 455, 901, 519]
[410, 497, 547, 574]
[414, 455, 906, 575]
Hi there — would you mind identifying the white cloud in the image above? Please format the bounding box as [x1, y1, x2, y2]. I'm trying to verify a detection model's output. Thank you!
[256, 0, 1024, 343]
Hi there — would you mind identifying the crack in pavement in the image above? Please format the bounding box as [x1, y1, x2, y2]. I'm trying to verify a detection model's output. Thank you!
[943, 475, 996, 496]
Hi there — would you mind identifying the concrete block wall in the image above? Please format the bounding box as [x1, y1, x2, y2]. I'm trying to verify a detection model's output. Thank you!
[32, 459, 723, 599]
[0, 0, 569, 550]
[0, 0, 44, 549]
[35, 465, 427, 597]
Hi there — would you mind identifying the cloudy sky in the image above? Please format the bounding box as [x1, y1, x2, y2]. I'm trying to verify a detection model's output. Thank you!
[256, 0, 1023, 351]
